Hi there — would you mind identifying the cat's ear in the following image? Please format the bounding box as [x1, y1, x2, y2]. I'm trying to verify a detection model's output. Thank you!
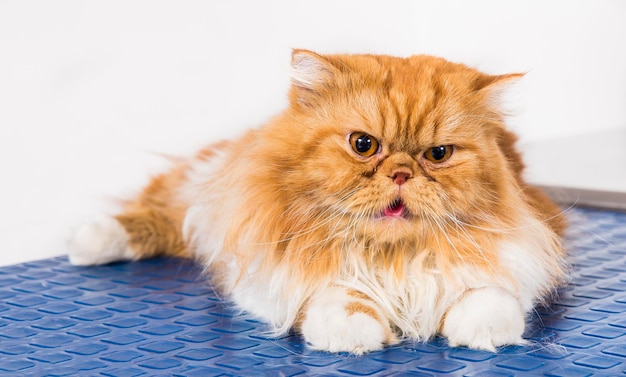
[289, 49, 338, 107]
[475, 73, 524, 92]
[475, 73, 525, 108]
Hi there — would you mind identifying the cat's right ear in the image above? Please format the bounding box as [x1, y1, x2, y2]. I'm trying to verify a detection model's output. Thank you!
[289, 49, 337, 107]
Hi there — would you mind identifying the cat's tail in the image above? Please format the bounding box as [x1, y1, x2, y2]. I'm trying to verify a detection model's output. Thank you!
[68, 143, 230, 266]
[68, 208, 190, 266]
[68, 215, 136, 266]
[68, 167, 193, 266]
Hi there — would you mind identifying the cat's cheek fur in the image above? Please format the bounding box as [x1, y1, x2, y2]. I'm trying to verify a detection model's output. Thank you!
[300, 286, 397, 355]
[68, 215, 136, 266]
[441, 287, 527, 352]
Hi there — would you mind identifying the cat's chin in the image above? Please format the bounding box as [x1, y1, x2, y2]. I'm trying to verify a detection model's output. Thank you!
[366, 218, 416, 244]
[366, 206, 418, 243]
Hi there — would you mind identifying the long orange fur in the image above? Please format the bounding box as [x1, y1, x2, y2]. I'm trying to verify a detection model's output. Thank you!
[75, 50, 567, 353]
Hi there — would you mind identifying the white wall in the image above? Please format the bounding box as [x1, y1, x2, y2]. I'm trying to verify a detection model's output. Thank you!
[410, 1, 626, 141]
[1, 0, 624, 266]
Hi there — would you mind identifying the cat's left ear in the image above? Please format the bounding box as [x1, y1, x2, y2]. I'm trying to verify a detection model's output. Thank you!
[289, 49, 339, 107]
[475, 73, 525, 107]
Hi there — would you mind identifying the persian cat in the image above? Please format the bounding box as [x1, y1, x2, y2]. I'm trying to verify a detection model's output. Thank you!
[69, 49, 567, 354]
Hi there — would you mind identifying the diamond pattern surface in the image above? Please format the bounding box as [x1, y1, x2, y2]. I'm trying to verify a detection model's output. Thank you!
[1, 207, 626, 375]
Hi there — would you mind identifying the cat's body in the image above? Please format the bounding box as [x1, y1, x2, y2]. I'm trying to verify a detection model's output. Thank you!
[69, 50, 567, 354]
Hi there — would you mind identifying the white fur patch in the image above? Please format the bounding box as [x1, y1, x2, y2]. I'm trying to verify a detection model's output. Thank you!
[441, 287, 527, 352]
[496, 215, 566, 311]
[68, 216, 135, 266]
[300, 286, 390, 355]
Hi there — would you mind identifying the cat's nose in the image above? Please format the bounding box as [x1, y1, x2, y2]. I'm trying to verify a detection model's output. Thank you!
[391, 170, 411, 186]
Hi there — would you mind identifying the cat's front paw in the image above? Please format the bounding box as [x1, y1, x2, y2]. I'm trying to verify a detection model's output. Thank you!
[68, 216, 134, 266]
[441, 287, 527, 352]
[300, 287, 396, 355]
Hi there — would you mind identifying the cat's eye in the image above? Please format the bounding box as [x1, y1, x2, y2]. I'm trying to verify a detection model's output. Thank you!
[424, 145, 453, 163]
[349, 132, 380, 157]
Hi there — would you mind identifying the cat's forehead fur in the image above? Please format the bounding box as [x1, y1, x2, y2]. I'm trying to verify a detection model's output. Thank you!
[290, 50, 519, 152]
[291, 49, 515, 98]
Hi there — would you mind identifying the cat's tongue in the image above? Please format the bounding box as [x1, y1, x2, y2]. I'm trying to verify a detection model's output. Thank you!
[384, 200, 405, 217]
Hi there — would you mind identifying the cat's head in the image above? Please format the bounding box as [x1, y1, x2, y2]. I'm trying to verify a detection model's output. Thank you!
[267, 50, 525, 250]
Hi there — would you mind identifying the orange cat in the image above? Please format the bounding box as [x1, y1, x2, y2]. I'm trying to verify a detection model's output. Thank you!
[69, 49, 567, 354]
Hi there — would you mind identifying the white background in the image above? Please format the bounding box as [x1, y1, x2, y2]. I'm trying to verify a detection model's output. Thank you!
[1, 0, 625, 266]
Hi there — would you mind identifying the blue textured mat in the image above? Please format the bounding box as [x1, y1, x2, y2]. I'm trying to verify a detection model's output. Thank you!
[1, 207, 626, 376]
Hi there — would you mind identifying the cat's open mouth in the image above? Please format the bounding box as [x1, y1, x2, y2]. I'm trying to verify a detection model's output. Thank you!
[382, 198, 407, 218]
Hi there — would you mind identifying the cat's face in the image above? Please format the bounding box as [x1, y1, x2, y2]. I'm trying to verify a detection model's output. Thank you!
[275, 51, 521, 246]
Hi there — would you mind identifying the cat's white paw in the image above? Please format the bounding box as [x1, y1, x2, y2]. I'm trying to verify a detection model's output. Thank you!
[68, 216, 134, 266]
[442, 287, 527, 352]
[300, 287, 394, 355]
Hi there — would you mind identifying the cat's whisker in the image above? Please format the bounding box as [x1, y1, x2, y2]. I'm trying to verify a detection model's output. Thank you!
[345, 206, 364, 252]
[446, 212, 494, 271]
[298, 196, 369, 251]
[444, 202, 574, 234]
[430, 210, 492, 271]
[426, 212, 468, 267]
[243, 188, 363, 246]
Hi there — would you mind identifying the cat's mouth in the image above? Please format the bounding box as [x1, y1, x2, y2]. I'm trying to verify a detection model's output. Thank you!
[382, 198, 407, 218]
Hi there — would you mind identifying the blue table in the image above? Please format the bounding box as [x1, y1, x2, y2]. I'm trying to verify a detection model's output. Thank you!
[1, 207, 626, 376]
